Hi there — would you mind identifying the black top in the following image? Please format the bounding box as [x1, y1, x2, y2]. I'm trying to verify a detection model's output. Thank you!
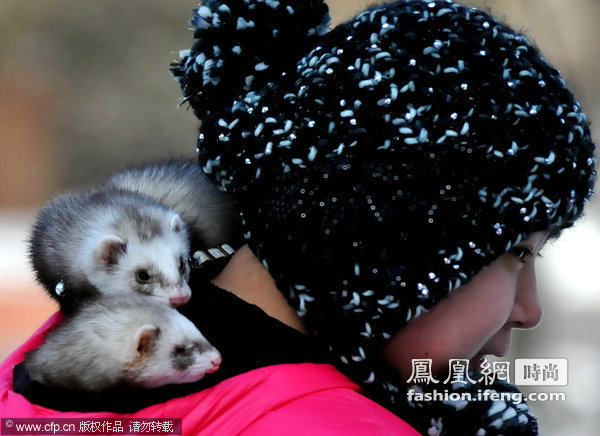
[13, 268, 331, 413]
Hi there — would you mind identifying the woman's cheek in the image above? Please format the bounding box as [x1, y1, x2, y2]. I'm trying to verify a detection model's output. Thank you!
[380, 255, 521, 379]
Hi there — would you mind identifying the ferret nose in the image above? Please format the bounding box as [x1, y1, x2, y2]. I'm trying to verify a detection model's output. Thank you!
[169, 294, 190, 307]
[211, 355, 222, 368]
[207, 354, 222, 373]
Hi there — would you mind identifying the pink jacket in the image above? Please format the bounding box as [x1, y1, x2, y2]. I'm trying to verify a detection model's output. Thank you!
[0, 313, 419, 435]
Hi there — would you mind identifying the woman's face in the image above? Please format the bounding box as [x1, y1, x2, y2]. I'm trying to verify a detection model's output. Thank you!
[381, 231, 550, 379]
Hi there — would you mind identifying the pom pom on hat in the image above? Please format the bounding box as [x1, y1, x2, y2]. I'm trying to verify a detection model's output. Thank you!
[170, 0, 330, 121]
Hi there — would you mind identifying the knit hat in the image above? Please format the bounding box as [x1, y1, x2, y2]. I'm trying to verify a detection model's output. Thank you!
[171, 0, 596, 433]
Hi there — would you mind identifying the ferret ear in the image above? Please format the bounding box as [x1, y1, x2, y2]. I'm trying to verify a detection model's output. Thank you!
[170, 214, 183, 234]
[96, 235, 126, 267]
[134, 324, 160, 356]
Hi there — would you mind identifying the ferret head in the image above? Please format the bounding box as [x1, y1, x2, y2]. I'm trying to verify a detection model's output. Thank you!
[86, 209, 192, 306]
[24, 296, 220, 393]
[123, 307, 221, 388]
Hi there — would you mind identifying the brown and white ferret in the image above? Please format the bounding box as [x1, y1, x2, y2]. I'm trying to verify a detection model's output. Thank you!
[24, 295, 221, 393]
[29, 159, 240, 313]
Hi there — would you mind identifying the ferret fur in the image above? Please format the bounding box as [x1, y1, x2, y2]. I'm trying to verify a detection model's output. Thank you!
[102, 159, 240, 250]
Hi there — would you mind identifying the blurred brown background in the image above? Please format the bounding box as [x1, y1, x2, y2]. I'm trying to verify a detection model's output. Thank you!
[1, 1, 598, 434]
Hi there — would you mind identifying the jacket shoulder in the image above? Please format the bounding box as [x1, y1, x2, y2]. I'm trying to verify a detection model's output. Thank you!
[0, 316, 418, 436]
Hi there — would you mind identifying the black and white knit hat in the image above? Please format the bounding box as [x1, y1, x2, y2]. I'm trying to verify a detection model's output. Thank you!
[172, 1, 595, 433]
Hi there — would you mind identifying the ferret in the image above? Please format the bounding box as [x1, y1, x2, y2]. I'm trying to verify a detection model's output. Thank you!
[29, 159, 240, 313]
[24, 295, 222, 393]
[102, 159, 240, 250]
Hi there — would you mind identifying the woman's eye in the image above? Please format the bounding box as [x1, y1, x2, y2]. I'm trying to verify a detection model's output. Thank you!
[136, 270, 151, 283]
[510, 246, 533, 263]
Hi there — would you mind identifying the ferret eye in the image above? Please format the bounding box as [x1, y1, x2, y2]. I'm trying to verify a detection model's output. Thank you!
[179, 256, 187, 273]
[136, 270, 151, 283]
[174, 345, 188, 355]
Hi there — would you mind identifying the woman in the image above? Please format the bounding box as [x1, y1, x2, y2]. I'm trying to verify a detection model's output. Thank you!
[170, 0, 595, 433]
[0, 1, 594, 435]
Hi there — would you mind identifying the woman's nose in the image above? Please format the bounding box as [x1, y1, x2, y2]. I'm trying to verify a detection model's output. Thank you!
[510, 267, 543, 329]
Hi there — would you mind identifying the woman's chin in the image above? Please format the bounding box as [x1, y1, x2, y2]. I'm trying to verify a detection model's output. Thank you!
[469, 353, 486, 369]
